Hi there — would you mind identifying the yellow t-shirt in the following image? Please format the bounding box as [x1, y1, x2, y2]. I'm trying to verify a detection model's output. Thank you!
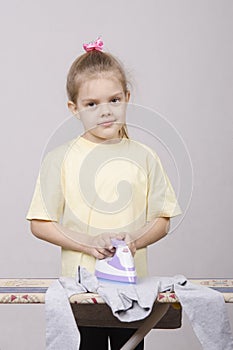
[26, 136, 182, 277]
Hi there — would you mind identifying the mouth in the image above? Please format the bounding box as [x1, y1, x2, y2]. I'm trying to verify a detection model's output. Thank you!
[97, 119, 116, 127]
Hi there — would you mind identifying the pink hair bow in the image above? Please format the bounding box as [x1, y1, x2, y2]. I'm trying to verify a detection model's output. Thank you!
[83, 37, 104, 52]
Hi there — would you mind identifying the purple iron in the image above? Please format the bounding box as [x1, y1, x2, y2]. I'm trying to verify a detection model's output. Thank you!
[95, 239, 137, 284]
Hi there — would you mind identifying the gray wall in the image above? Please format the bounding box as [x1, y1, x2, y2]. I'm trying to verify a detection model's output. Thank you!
[0, 1, 232, 349]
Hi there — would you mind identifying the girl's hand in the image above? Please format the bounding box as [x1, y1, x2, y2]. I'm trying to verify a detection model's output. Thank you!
[89, 233, 116, 260]
[115, 232, 136, 256]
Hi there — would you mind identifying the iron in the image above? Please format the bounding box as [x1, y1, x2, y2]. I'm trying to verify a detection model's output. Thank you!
[95, 239, 137, 284]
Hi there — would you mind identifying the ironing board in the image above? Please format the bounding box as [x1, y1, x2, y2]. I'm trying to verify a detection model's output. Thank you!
[0, 278, 232, 350]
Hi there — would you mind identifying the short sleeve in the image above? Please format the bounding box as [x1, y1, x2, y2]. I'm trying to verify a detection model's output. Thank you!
[146, 152, 182, 221]
[26, 150, 65, 222]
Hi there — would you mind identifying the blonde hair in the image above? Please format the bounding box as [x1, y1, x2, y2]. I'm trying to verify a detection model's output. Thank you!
[66, 50, 130, 138]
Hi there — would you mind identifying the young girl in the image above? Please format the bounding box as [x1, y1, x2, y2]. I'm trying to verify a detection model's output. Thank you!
[26, 37, 182, 350]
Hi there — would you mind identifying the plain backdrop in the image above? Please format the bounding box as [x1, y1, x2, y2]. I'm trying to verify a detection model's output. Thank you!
[0, 1, 232, 349]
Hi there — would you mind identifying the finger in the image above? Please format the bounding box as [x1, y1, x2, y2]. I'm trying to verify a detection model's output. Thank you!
[104, 248, 115, 257]
[92, 236, 108, 249]
[131, 246, 136, 256]
[101, 234, 114, 250]
[105, 237, 114, 250]
[93, 249, 106, 260]
[115, 233, 126, 241]
[128, 242, 136, 256]
[109, 247, 116, 254]
[97, 247, 114, 258]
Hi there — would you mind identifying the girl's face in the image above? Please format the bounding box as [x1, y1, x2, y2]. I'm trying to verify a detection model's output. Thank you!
[68, 76, 130, 143]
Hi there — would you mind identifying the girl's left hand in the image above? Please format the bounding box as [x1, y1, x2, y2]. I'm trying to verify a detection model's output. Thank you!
[115, 232, 136, 256]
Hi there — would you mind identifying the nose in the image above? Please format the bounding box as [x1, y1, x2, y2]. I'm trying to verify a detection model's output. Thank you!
[99, 103, 112, 117]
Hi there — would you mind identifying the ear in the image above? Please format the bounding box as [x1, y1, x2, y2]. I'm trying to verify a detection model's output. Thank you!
[67, 101, 80, 119]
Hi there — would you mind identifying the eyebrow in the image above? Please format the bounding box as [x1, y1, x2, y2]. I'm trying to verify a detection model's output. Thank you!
[81, 92, 123, 102]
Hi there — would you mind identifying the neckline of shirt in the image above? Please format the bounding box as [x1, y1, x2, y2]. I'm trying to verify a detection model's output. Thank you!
[74, 135, 128, 149]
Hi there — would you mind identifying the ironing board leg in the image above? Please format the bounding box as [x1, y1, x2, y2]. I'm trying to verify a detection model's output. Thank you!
[120, 304, 170, 350]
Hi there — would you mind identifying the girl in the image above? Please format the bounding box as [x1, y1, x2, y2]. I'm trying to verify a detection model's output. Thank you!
[26, 37, 182, 350]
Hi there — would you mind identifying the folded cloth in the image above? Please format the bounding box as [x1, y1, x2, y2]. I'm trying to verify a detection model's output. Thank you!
[45, 267, 233, 350]
[79, 268, 186, 322]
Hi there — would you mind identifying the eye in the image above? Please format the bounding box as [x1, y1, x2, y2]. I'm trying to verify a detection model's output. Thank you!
[87, 101, 96, 108]
[111, 97, 121, 104]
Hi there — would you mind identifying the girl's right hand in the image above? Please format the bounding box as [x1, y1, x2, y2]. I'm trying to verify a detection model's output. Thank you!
[88, 233, 116, 259]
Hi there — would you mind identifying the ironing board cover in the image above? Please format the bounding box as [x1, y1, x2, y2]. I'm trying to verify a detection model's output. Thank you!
[0, 278, 232, 304]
